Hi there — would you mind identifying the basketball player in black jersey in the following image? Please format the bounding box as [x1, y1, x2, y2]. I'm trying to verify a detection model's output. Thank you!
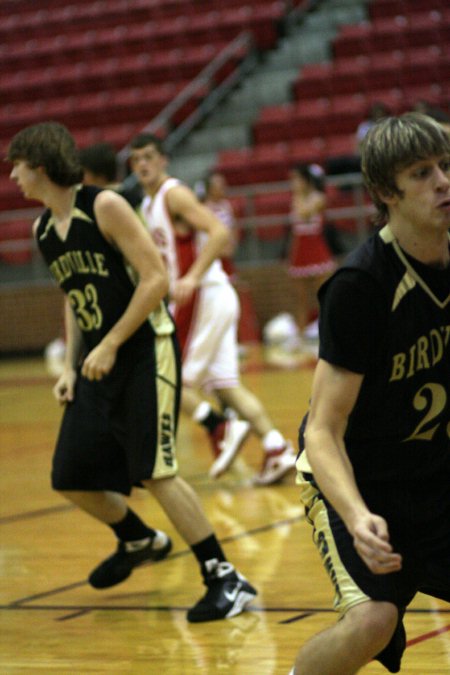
[291, 113, 450, 674]
[7, 122, 256, 623]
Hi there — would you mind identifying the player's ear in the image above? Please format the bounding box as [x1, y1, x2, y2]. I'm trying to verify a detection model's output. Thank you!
[376, 187, 398, 207]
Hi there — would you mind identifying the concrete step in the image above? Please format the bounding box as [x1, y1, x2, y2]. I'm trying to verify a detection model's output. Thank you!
[177, 124, 251, 156]
[167, 151, 217, 187]
[168, 0, 369, 184]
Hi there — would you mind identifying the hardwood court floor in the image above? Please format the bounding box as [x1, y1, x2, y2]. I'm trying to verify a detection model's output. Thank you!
[1, 349, 449, 674]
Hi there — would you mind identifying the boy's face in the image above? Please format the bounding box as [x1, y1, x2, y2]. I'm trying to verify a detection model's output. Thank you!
[384, 156, 450, 232]
[290, 170, 308, 192]
[9, 160, 43, 201]
[129, 143, 167, 191]
[208, 173, 226, 200]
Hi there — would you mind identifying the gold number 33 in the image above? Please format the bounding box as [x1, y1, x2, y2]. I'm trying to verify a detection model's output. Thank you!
[68, 283, 102, 331]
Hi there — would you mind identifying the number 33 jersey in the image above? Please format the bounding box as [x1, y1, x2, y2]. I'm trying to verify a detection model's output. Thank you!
[36, 185, 173, 355]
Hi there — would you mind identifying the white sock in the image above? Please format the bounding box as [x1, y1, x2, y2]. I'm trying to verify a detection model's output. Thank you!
[151, 530, 169, 550]
[262, 429, 285, 451]
[124, 531, 168, 553]
[193, 401, 212, 422]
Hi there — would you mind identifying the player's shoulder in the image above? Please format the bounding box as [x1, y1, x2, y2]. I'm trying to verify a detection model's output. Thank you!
[164, 179, 196, 211]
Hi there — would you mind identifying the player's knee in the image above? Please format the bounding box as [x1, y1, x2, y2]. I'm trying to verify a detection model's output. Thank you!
[350, 601, 398, 653]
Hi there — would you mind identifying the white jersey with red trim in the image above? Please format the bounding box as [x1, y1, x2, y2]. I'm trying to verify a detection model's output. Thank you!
[141, 178, 228, 294]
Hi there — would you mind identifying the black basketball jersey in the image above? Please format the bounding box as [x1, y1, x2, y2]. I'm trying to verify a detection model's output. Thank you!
[36, 185, 174, 357]
[319, 225, 450, 482]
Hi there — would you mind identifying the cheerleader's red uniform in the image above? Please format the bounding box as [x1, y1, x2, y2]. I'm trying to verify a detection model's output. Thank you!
[288, 212, 335, 278]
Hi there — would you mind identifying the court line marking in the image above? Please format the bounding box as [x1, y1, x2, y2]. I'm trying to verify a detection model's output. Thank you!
[4, 515, 304, 606]
[1, 604, 448, 617]
[0, 604, 447, 668]
[0, 503, 75, 525]
[279, 608, 450, 621]
[0, 484, 297, 524]
[406, 623, 450, 647]
[2, 367, 446, 654]
[1, 599, 449, 658]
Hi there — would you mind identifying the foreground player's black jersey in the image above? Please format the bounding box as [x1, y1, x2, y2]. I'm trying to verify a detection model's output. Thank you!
[36, 185, 173, 357]
[318, 225, 450, 482]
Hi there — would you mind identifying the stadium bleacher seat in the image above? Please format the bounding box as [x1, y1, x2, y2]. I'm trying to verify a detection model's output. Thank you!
[290, 138, 326, 165]
[332, 24, 373, 59]
[329, 59, 368, 96]
[216, 143, 291, 186]
[253, 192, 290, 241]
[0, 220, 34, 264]
[365, 88, 403, 114]
[327, 95, 367, 136]
[292, 63, 333, 99]
[368, 0, 406, 20]
[366, 52, 403, 91]
[399, 48, 442, 88]
[1, 0, 449, 265]
[325, 135, 356, 159]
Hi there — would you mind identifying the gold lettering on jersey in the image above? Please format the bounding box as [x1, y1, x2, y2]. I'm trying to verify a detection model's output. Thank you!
[316, 531, 342, 603]
[94, 252, 108, 276]
[49, 250, 110, 285]
[406, 344, 416, 378]
[391, 353, 406, 380]
[160, 412, 175, 467]
[390, 325, 450, 381]
[416, 336, 430, 371]
[430, 329, 444, 365]
[72, 250, 91, 274]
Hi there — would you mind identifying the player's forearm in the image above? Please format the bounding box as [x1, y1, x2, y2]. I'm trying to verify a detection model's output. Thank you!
[102, 274, 168, 350]
[185, 229, 229, 283]
[305, 428, 369, 533]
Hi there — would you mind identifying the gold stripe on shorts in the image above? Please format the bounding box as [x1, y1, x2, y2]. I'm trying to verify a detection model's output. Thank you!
[153, 335, 179, 479]
[297, 473, 370, 615]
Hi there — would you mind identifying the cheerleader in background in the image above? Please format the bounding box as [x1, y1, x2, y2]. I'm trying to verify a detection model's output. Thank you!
[287, 163, 335, 337]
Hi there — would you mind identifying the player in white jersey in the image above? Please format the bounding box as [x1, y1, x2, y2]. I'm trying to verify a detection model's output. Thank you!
[202, 171, 237, 279]
[130, 133, 296, 485]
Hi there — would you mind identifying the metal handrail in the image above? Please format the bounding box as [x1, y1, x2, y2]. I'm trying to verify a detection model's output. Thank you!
[0, 207, 42, 224]
[227, 173, 373, 232]
[116, 31, 256, 178]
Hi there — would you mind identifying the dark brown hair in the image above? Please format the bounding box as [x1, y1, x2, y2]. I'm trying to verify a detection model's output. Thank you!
[361, 112, 450, 225]
[7, 121, 83, 186]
